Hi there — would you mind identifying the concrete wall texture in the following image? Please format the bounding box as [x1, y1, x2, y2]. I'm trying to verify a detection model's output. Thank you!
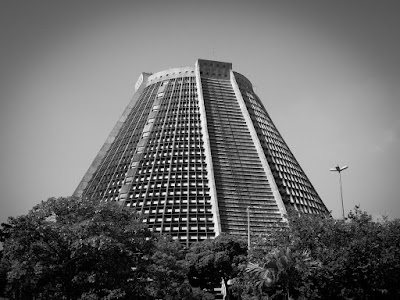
[74, 59, 329, 245]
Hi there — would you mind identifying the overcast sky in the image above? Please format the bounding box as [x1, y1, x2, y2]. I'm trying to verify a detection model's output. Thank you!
[1, 0, 399, 225]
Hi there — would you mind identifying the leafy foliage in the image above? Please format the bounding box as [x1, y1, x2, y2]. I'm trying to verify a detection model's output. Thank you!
[145, 235, 214, 300]
[0, 197, 152, 299]
[2, 198, 399, 300]
[0, 197, 217, 300]
[245, 247, 320, 299]
[0, 250, 6, 297]
[241, 207, 400, 299]
[186, 234, 247, 299]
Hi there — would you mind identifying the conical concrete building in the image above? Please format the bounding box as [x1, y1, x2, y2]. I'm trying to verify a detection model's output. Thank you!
[74, 59, 329, 245]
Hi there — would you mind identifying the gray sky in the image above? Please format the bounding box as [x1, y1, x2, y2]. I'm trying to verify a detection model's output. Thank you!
[1, 0, 399, 225]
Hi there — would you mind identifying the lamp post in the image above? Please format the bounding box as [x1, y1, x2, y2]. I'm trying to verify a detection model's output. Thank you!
[330, 164, 348, 218]
[247, 206, 250, 250]
[247, 205, 263, 250]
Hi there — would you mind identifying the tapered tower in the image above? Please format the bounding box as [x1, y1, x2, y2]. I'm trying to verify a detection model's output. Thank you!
[74, 59, 329, 244]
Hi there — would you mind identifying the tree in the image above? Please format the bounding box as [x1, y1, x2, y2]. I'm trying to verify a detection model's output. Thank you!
[0, 196, 153, 300]
[246, 247, 320, 299]
[145, 235, 214, 300]
[186, 234, 247, 300]
[0, 249, 7, 298]
[243, 207, 400, 299]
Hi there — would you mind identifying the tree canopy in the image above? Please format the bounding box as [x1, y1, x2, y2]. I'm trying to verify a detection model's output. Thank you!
[1, 197, 399, 300]
[0, 197, 152, 299]
[0, 197, 216, 300]
[241, 207, 400, 299]
[186, 234, 247, 299]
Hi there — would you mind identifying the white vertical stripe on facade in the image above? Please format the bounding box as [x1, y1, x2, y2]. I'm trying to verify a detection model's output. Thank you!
[195, 60, 221, 236]
[230, 71, 287, 220]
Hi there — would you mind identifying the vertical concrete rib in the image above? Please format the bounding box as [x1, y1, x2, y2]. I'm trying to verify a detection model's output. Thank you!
[75, 59, 330, 244]
[73, 73, 151, 197]
[118, 82, 165, 204]
[195, 60, 221, 236]
[230, 71, 287, 219]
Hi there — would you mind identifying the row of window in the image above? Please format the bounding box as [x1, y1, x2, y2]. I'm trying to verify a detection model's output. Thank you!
[239, 87, 328, 215]
[121, 76, 217, 246]
[83, 82, 162, 200]
[202, 77, 283, 234]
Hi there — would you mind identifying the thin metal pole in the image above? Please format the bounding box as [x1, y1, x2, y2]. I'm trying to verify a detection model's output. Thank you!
[330, 165, 348, 219]
[339, 172, 345, 219]
[247, 206, 250, 250]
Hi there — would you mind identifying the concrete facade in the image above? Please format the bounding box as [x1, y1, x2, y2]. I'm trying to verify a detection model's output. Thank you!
[74, 59, 329, 245]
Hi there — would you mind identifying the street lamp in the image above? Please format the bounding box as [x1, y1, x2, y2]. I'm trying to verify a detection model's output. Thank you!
[246, 206, 250, 250]
[246, 205, 263, 250]
[330, 164, 348, 218]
